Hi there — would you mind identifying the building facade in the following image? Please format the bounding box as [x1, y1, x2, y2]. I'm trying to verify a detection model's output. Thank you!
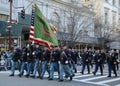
[82, 0, 120, 49]
[0, 0, 22, 50]
[0, 0, 96, 51]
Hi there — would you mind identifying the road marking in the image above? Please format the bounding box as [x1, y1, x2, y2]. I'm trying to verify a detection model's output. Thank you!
[73, 74, 93, 78]
[115, 84, 120, 86]
[1, 71, 119, 86]
[73, 73, 119, 86]
[73, 78, 109, 86]
[74, 73, 108, 78]
[96, 78, 120, 84]
[0, 71, 11, 74]
[80, 75, 107, 81]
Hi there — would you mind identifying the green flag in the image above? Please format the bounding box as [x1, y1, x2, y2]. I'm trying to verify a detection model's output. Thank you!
[33, 4, 58, 48]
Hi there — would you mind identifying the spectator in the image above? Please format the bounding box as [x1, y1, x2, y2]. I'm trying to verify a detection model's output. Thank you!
[5, 50, 12, 70]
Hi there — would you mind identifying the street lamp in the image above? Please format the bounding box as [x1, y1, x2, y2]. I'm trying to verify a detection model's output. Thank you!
[8, 0, 13, 50]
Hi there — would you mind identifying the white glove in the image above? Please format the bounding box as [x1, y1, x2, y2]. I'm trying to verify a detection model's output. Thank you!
[27, 53, 29, 56]
[32, 52, 35, 55]
[58, 61, 61, 64]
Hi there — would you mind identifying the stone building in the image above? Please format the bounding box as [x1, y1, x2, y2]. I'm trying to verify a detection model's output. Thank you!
[82, 0, 120, 49]
[0, 0, 96, 51]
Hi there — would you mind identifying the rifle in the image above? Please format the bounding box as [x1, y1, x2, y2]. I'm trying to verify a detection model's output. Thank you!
[62, 51, 76, 68]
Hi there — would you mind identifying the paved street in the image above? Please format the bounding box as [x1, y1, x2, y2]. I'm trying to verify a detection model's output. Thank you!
[0, 1, 120, 86]
[0, 64, 120, 86]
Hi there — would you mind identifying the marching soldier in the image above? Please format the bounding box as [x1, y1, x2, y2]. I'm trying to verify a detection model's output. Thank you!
[25, 44, 34, 77]
[114, 49, 119, 70]
[18, 47, 27, 77]
[80, 48, 90, 74]
[40, 46, 51, 79]
[67, 47, 76, 74]
[59, 45, 75, 81]
[31, 43, 42, 78]
[9, 44, 21, 76]
[88, 48, 93, 69]
[107, 49, 117, 77]
[93, 49, 104, 75]
[101, 49, 106, 68]
[48, 46, 61, 80]
[72, 49, 79, 73]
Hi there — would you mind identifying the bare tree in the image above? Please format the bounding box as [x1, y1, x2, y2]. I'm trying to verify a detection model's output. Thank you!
[94, 16, 114, 49]
[67, 7, 93, 46]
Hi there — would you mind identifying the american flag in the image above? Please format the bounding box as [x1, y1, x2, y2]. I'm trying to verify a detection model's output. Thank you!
[28, 5, 58, 49]
[29, 7, 35, 42]
[28, 6, 50, 46]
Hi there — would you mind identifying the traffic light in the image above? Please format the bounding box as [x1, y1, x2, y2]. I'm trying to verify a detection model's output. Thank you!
[21, 9, 25, 19]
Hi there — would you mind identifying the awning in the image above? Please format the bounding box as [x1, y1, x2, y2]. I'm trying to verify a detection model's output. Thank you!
[0, 20, 22, 36]
[0, 21, 7, 35]
[18, 12, 31, 25]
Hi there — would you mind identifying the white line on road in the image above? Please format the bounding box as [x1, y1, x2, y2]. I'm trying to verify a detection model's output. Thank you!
[115, 84, 120, 86]
[80, 75, 107, 81]
[0, 71, 11, 74]
[96, 78, 120, 84]
[73, 78, 109, 86]
[73, 73, 108, 78]
[73, 74, 93, 78]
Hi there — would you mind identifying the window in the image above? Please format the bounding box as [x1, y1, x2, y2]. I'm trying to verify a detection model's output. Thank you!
[104, 8, 109, 24]
[112, 15, 115, 24]
[119, 17, 120, 25]
[0, 14, 8, 21]
[112, 0, 115, 5]
[112, 12, 116, 26]
[119, 0, 120, 6]
[85, 0, 89, 2]
[105, 13, 108, 24]
[51, 13, 60, 31]
[73, 0, 81, 3]
[105, 0, 108, 2]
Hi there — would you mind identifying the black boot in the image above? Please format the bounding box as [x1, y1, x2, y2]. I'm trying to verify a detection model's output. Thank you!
[80, 71, 84, 74]
[92, 72, 96, 75]
[70, 76, 73, 81]
[9, 74, 14, 76]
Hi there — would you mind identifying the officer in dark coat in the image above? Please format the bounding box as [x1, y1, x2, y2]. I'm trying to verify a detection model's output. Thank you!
[40, 46, 51, 79]
[18, 47, 27, 77]
[93, 49, 104, 75]
[9, 44, 21, 76]
[101, 49, 106, 68]
[69, 48, 78, 73]
[88, 48, 93, 68]
[25, 44, 34, 77]
[107, 49, 117, 77]
[114, 49, 119, 70]
[67, 47, 75, 77]
[80, 48, 90, 74]
[31, 43, 42, 78]
[59, 45, 75, 81]
[73, 50, 79, 73]
[48, 46, 61, 80]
